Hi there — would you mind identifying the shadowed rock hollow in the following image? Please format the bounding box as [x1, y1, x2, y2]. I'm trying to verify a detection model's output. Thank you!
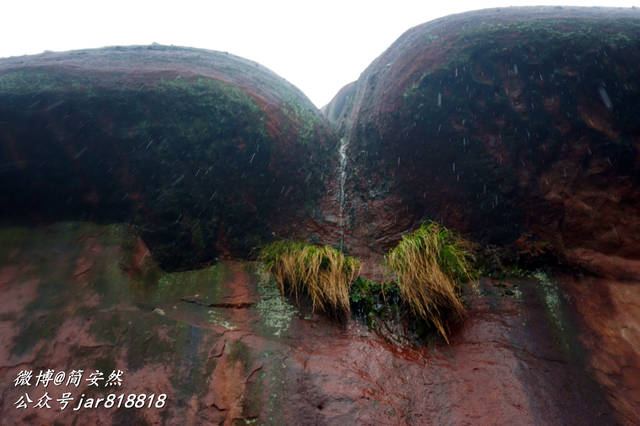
[1, 6, 640, 426]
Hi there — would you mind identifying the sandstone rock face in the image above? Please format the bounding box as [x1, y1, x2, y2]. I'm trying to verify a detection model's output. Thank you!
[0, 45, 335, 270]
[0, 223, 625, 425]
[325, 7, 640, 279]
[1, 7, 640, 426]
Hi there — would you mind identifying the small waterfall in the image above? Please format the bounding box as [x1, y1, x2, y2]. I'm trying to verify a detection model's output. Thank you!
[338, 136, 348, 250]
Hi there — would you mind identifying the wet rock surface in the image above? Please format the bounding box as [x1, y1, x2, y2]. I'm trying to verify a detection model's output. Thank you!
[0, 223, 632, 424]
[560, 274, 640, 423]
[324, 7, 640, 279]
[0, 45, 335, 270]
[0, 6, 639, 425]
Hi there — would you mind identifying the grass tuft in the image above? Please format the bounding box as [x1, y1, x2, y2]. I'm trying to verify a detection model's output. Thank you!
[385, 221, 474, 342]
[258, 240, 361, 315]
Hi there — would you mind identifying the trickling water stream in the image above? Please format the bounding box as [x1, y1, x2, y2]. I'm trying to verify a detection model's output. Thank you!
[338, 136, 348, 250]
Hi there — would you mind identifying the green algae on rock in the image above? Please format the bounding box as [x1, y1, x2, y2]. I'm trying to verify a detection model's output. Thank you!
[0, 45, 335, 270]
[0, 222, 312, 424]
[324, 7, 640, 282]
[1, 7, 640, 425]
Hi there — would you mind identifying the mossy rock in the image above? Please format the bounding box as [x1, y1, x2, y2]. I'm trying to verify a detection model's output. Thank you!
[0, 45, 335, 269]
[324, 7, 640, 268]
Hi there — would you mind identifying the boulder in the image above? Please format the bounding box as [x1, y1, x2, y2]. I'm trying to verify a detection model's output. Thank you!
[325, 7, 640, 279]
[0, 45, 335, 270]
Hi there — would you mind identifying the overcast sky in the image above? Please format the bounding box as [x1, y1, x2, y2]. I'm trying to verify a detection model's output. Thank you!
[1, 1, 637, 107]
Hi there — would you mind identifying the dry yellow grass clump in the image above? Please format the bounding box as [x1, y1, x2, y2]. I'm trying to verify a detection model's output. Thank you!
[258, 241, 361, 314]
[386, 221, 474, 342]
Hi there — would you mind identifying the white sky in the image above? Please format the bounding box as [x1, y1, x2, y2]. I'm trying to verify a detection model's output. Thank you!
[1, 1, 637, 107]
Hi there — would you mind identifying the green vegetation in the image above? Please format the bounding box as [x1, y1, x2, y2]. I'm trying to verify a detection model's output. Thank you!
[279, 90, 319, 146]
[350, 277, 401, 330]
[258, 222, 475, 343]
[459, 18, 640, 49]
[257, 222, 476, 342]
[349, 277, 397, 304]
[258, 241, 361, 315]
[385, 221, 474, 342]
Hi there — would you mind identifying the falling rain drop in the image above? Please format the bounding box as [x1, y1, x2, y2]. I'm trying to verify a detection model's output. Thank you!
[27, 99, 42, 109]
[74, 146, 88, 160]
[598, 86, 613, 110]
[172, 174, 184, 186]
[44, 100, 65, 111]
